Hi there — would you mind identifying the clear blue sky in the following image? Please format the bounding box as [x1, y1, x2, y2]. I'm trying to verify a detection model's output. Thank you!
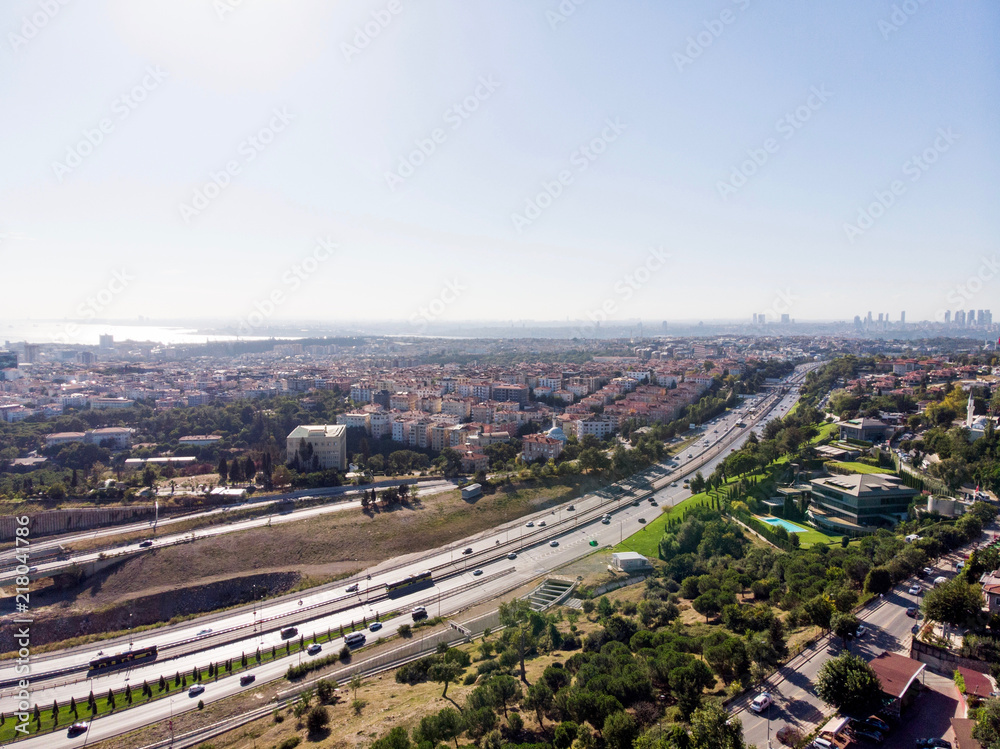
[1, 0, 997, 329]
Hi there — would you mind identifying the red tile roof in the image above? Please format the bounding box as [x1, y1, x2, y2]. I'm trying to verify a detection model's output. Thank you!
[868, 651, 925, 699]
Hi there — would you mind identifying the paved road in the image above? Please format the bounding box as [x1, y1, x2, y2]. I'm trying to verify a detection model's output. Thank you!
[7, 366, 816, 748]
[733, 529, 989, 747]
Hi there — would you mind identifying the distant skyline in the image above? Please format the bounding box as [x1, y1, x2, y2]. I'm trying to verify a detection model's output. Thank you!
[1, 1, 998, 328]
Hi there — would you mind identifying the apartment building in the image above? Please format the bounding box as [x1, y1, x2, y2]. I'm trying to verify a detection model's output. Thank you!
[286, 424, 347, 470]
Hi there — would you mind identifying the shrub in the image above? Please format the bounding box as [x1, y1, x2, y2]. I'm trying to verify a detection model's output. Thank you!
[306, 705, 329, 734]
[277, 737, 301, 749]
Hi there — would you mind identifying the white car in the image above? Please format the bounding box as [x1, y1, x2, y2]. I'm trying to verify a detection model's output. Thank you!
[750, 692, 772, 713]
[909, 585, 921, 596]
[188, 684, 205, 697]
[307, 643, 322, 655]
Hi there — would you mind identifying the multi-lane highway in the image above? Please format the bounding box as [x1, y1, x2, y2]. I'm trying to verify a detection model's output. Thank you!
[4, 363, 818, 748]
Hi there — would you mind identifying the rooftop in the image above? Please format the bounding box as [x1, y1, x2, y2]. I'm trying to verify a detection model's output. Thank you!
[868, 651, 925, 699]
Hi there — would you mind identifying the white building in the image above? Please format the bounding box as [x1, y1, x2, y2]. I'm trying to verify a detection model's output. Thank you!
[286, 424, 347, 471]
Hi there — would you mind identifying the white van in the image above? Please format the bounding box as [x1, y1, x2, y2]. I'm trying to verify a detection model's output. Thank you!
[344, 631, 366, 647]
[933, 576, 948, 587]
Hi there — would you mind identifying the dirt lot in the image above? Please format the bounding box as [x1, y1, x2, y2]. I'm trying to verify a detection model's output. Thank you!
[6, 477, 602, 650]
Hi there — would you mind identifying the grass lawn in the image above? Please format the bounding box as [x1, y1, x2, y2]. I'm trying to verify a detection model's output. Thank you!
[829, 461, 891, 475]
[810, 421, 839, 443]
[613, 491, 720, 557]
[762, 516, 844, 548]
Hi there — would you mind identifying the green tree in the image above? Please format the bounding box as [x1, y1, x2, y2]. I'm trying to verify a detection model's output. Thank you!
[523, 680, 553, 727]
[924, 578, 983, 628]
[864, 566, 893, 596]
[815, 653, 883, 715]
[436, 707, 465, 749]
[428, 660, 464, 699]
[689, 701, 750, 749]
[603, 711, 639, 749]
[831, 612, 860, 647]
[972, 698, 1000, 747]
[306, 705, 329, 734]
[487, 675, 521, 718]
[370, 726, 412, 749]
[499, 599, 534, 683]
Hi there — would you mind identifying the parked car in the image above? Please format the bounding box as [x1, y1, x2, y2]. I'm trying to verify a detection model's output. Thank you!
[307, 643, 322, 655]
[922, 567, 934, 577]
[750, 692, 772, 713]
[239, 674, 256, 686]
[916, 740, 952, 748]
[848, 721, 883, 742]
[188, 684, 205, 697]
[859, 715, 889, 733]
[856, 625, 868, 638]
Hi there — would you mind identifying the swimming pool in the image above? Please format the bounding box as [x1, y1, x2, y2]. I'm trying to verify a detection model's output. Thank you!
[758, 517, 805, 533]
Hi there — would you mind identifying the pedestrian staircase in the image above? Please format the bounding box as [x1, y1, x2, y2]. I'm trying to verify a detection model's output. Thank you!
[524, 578, 577, 611]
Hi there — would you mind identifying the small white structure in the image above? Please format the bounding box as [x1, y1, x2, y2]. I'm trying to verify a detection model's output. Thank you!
[461, 483, 482, 500]
[611, 551, 652, 573]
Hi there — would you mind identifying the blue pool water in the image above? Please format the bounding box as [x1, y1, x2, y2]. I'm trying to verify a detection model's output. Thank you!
[758, 517, 806, 533]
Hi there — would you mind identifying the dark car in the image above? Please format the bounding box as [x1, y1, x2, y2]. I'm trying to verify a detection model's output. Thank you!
[916, 740, 952, 749]
[240, 674, 256, 686]
[68, 722, 89, 737]
[848, 722, 883, 742]
[861, 716, 889, 733]
[906, 606, 919, 618]
[139, 540, 153, 548]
